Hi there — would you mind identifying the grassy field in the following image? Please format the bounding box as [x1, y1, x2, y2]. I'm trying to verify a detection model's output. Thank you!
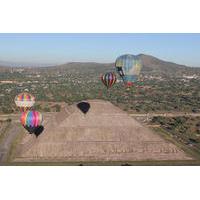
[149, 116, 200, 160]
[153, 127, 200, 160]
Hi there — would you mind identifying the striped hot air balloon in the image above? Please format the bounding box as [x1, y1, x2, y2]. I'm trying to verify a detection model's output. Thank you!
[20, 111, 43, 134]
[115, 54, 142, 87]
[15, 92, 35, 112]
[101, 72, 117, 89]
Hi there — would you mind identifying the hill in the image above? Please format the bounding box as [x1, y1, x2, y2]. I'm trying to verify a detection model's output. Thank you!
[1, 54, 200, 75]
[138, 54, 187, 72]
[25, 54, 200, 76]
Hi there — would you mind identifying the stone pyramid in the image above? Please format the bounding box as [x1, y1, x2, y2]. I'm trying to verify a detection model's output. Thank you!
[14, 100, 192, 162]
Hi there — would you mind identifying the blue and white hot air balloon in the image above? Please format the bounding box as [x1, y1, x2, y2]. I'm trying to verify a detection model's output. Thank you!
[115, 54, 142, 87]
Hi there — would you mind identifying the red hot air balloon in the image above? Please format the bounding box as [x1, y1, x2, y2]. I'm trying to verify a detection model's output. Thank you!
[101, 72, 117, 89]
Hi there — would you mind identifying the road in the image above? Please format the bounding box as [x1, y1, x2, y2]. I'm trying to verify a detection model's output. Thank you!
[0, 112, 53, 122]
[0, 113, 53, 163]
[0, 122, 21, 163]
[1, 112, 200, 120]
[1, 112, 200, 124]
[129, 113, 200, 117]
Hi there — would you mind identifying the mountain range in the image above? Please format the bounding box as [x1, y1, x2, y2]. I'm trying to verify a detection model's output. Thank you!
[0, 54, 199, 75]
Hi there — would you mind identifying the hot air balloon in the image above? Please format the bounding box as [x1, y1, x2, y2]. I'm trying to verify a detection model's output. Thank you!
[101, 72, 117, 89]
[20, 110, 43, 134]
[115, 54, 142, 87]
[15, 92, 35, 112]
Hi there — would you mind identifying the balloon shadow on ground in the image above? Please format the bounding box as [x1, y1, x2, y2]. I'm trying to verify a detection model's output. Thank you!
[34, 126, 44, 137]
[24, 125, 44, 137]
[77, 102, 90, 114]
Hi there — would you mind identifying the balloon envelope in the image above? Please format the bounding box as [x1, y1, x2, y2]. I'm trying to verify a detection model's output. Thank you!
[115, 54, 142, 86]
[15, 92, 35, 111]
[20, 110, 43, 128]
[101, 72, 117, 89]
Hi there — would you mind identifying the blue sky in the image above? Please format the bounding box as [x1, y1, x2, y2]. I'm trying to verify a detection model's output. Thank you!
[0, 33, 199, 66]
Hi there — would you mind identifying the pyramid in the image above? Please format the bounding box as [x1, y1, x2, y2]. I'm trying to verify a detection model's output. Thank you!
[14, 100, 193, 162]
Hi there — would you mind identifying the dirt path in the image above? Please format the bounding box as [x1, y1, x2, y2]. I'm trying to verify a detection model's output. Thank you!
[1, 112, 200, 121]
[0, 113, 54, 122]
[0, 122, 21, 163]
[129, 113, 200, 117]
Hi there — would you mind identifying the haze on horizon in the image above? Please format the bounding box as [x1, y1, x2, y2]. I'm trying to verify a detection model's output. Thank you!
[0, 33, 200, 67]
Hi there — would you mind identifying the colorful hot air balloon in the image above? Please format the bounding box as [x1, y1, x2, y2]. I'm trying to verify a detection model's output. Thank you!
[115, 54, 142, 87]
[101, 72, 117, 89]
[20, 110, 43, 134]
[15, 92, 35, 112]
